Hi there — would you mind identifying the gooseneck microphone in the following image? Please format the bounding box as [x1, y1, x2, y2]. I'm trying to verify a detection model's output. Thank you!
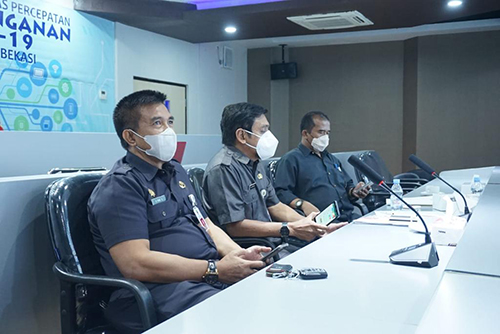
[348, 155, 439, 268]
[409, 154, 470, 217]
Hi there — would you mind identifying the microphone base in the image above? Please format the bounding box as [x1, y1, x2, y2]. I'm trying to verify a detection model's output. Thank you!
[459, 212, 472, 222]
[389, 242, 439, 268]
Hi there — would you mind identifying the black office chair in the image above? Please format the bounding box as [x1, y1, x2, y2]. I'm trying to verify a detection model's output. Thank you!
[47, 167, 107, 174]
[331, 151, 369, 216]
[261, 157, 280, 183]
[185, 166, 281, 260]
[186, 167, 205, 201]
[355, 151, 429, 211]
[45, 173, 157, 334]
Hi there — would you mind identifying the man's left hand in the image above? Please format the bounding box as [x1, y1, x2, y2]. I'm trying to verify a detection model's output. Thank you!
[352, 182, 370, 199]
[326, 222, 348, 234]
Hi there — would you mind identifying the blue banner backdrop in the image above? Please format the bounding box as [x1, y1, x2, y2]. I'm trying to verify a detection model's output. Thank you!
[0, 0, 115, 132]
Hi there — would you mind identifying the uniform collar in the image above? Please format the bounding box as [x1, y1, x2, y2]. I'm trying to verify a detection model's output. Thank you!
[225, 145, 253, 166]
[298, 142, 329, 158]
[125, 151, 173, 182]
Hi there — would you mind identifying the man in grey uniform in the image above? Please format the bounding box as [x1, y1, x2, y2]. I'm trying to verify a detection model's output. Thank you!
[88, 91, 269, 333]
[202, 103, 346, 248]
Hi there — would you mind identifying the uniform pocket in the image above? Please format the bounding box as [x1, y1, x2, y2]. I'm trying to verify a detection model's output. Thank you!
[243, 187, 259, 204]
[242, 187, 261, 220]
[147, 200, 178, 230]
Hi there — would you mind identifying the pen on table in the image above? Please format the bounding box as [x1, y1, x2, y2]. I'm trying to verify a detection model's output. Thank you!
[389, 218, 417, 222]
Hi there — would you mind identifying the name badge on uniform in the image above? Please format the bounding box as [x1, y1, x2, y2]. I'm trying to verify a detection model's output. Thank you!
[151, 195, 166, 206]
[188, 194, 209, 231]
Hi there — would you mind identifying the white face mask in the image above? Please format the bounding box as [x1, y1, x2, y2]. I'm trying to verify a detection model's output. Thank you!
[311, 134, 329, 152]
[244, 129, 279, 160]
[130, 127, 177, 162]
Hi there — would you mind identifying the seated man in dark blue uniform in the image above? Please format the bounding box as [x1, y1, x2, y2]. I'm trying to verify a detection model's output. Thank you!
[88, 91, 269, 333]
[202, 103, 346, 250]
[274, 111, 370, 222]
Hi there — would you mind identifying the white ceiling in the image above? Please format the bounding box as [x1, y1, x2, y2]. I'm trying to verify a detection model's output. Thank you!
[229, 18, 500, 49]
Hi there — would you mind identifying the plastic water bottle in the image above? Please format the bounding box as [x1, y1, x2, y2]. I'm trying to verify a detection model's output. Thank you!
[471, 174, 484, 194]
[390, 179, 404, 211]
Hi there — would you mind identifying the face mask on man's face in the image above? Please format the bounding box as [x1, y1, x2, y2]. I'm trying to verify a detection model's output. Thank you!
[129, 127, 177, 162]
[310, 134, 329, 152]
[244, 129, 279, 160]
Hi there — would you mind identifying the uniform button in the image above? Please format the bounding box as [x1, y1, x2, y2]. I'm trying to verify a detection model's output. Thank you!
[328, 172, 331, 175]
[162, 211, 167, 216]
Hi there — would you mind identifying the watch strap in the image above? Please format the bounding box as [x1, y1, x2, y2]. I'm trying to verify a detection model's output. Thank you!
[203, 259, 218, 285]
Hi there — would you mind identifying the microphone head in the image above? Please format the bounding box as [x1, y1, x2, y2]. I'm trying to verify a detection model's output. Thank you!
[409, 154, 435, 175]
[348, 155, 385, 184]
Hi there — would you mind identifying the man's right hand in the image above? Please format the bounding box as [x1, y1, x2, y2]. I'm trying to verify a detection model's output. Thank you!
[217, 247, 267, 284]
[288, 212, 328, 241]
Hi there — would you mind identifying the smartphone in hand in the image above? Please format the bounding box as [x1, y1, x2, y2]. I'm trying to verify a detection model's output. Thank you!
[260, 243, 289, 262]
[314, 202, 339, 226]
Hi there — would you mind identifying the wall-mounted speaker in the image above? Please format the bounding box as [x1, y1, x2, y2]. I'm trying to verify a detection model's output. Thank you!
[270, 62, 298, 80]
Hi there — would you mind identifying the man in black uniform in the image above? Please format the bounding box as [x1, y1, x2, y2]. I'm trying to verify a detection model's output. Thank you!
[274, 111, 370, 222]
[202, 103, 346, 249]
[88, 91, 269, 333]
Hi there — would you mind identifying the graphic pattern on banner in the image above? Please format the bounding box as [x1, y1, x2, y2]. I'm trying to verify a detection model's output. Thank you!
[0, 0, 115, 132]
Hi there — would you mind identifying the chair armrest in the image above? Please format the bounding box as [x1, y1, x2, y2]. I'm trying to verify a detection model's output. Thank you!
[352, 201, 368, 215]
[53, 262, 157, 329]
[232, 237, 278, 249]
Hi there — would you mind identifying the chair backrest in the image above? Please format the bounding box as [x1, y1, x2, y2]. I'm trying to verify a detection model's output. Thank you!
[261, 157, 280, 182]
[356, 150, 394, 183]
[186, 167, 205, 203]
[332, 150, 367, 183]
[46, 172, 106, 275]
[46, 172, 114, 333]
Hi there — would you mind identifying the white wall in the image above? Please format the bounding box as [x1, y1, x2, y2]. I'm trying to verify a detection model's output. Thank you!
[115, 23, 248, 135]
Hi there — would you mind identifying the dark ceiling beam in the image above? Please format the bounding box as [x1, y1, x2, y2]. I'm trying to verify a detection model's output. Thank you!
[73, 0, 196, 20]
[73, 0, 500, 43]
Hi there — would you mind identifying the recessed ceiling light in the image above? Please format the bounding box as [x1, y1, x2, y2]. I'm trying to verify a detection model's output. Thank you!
[448, 1, 463, 7]
[225, 26, 237, 33]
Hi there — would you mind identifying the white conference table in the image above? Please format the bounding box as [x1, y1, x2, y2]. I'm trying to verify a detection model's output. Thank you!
[445, 182, 500, 277]
[145, 224, 455, 334]
[416, 272, 500, 334]
[144, 166, 499, 334]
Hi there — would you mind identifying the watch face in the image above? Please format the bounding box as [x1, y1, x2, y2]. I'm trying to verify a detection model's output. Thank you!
[296, 200, 303, 208]
[204, 274, 218, 285]
[280, 225, 289, 237]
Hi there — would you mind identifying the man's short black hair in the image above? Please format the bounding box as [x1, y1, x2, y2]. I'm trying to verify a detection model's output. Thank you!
[220, 103, 268, 146]
[113, 90, 167, 150]
[300, 111, 330, 133]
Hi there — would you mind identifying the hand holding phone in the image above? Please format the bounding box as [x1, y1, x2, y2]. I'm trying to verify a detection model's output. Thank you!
[361, 181, 374, 191]
[314, 202, 339, 226]
[260, 243, 289, 262]
[354, 181, 373, 198]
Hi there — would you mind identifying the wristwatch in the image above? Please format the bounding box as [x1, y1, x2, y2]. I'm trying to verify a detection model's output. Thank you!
[295, 199, 303, 210]
[280, 222, 290, 243]
[202, 260, 218, 285]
